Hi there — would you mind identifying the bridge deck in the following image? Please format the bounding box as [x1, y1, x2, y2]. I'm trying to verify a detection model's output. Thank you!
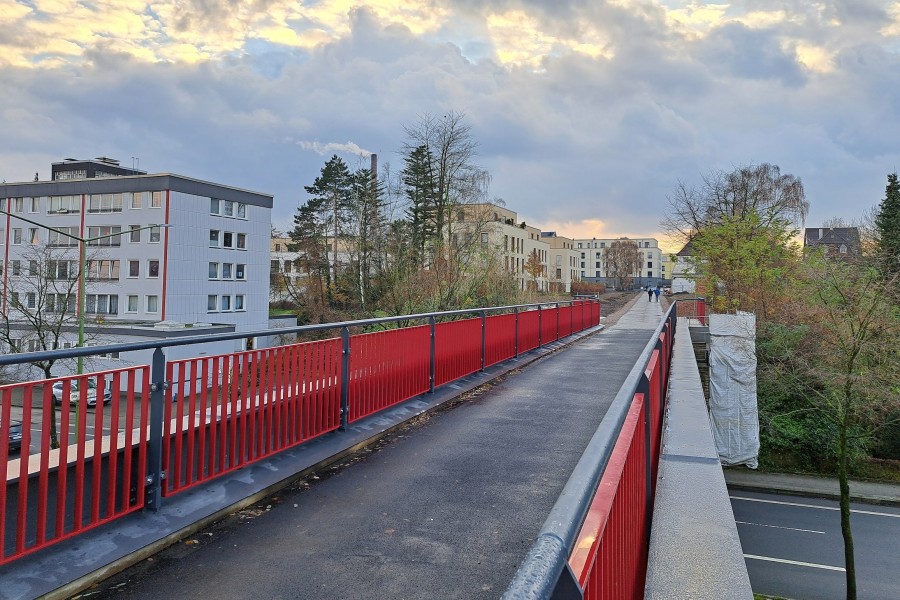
[3, 295, 667, 600]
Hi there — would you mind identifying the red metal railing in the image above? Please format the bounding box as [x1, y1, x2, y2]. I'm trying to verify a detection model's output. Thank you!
[2, 299, 601, 565]
[568, 394, 648, 599]
[349, 326, 430, 423]
[1, 367, 149, 566]
[434, 318, 482, 387]
[163, 338, 342, 496]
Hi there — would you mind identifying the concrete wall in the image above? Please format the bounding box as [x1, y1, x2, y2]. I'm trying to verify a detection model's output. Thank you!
[644, 318, 753, 599]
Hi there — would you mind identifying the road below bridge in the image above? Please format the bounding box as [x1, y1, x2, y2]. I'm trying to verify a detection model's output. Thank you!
[83, 294, 667, 600]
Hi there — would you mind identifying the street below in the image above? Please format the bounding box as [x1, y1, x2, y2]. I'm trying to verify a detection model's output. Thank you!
[731, 489, 900, 600]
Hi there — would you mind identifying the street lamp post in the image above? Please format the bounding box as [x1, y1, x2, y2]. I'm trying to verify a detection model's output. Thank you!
[0, 209, 169, 374]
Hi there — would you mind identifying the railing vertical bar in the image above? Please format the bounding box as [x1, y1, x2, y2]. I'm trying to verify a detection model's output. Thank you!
[340, 326, 350, 429]
[146, 347, 166, 511]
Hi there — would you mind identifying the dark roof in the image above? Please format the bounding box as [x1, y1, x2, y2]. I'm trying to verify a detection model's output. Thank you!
[803, 227, 860, 248]
[676, 238, 696, 256]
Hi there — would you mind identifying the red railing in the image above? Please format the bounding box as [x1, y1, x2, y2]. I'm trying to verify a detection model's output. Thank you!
[434, 318, 482, 387]
[1, 367, 149, 566]
[2, 299, 601, 565]
[568, 394, 648, 599]
[349, 326, 430, 423]
[163, 338, 342, 496]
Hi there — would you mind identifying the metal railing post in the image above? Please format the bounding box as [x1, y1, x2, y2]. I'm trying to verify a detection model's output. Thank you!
[638, 372, 653, 545]
[145, 346, 167, 511]
[555, 302, 560, 341]
[514, 307, 519, 358]
[340, 326, 350, 429]
[428, 315, 436, 393]
[481, 310, 486, 371]
[538, 305, 542, 348]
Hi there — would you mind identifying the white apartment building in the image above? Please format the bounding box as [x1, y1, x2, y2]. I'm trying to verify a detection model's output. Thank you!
[540, 232, 579, 293]
[0, 162, 274, 380]
[270, 236, 305, 304]
[574, 237, 664, 289]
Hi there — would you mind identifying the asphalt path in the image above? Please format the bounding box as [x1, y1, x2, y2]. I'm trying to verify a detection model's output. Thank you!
[731, 489, 900, 600]
[81, 297, 664, 600]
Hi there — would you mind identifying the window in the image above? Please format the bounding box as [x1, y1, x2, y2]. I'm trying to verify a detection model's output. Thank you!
[207, 295, 217, 312]
[223, 232, 233, 248]
[26, 292, 36, 309]
[147, 295, 159, 313]
[87, 226, 123, 246]
[580, 252, 585, 259]
[149, 226, 161, 243]
[29, 260, 39, 276]
[271, 260, 279, 273]
[274, 243, 281, 252]
[595, 252, 601, 259]
[87, 193, 123, 213]
[222, 263, 232, 279]
[150, 192, 162, 208]
[236, 264, 246, 280]
[236, 203, 246, 219]
[48, 227, 79, 247]
[10, 292, 19, 306]
[480, 232, 488, 245]
[210, 198, 220, 214]
[600, 242, 605, 248]
[130, 192, 142, 209]
[148, 260, 160, 278]
[46, 293, 76, 313]
[126, 295, 139, 313]
[128, 260, 140, 277]
[283, 260, 291, 273]
[221, 295, 231, 311]
[209, 262, 219, 279]
[577, 243, 582, 248]
[580, 262, 585, 268]
[12, 229, 22, 244]
[235, 295, 244, 310]
[647, 261, 653, 268]
[11, 260, 21, 276]
[595, 271, 601, 278]
[49, 195, 80, 214]
[29, 228, 39, 244]
[11, 198, 23, 213]
[595, 262, 600, 269]
[85, 294, 118, 315]
[556, 268, 562, 279]
[209, 230, 220, 248]
[236, 233, 246, 249]
[223, 201, 234, 217]
[87, 260, 120, 280]
[129, 225, 141, 243]
[647, 271, 652, 277]
[48, 260, 77, 280]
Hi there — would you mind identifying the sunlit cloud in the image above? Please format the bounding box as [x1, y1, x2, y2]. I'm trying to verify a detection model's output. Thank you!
[297, 140, 374, 157]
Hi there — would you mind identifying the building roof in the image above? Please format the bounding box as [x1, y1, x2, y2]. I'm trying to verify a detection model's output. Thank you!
[803, 227, 860, 248]
[0, 173, 273, 208]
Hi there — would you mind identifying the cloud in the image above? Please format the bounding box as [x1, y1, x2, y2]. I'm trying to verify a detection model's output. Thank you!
[296, 140, 375, 157]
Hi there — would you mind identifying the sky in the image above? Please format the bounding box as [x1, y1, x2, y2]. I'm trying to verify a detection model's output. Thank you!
[1, 0, 898, 252]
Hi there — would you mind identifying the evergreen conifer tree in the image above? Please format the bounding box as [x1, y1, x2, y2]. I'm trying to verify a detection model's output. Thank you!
[875, 172, 900, 277]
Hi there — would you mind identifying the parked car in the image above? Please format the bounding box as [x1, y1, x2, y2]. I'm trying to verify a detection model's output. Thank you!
[51, 379, 112, 407]
[4, 418, 22, 453]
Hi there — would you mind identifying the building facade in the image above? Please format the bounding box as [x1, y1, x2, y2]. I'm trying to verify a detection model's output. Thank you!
[0, 166, 274, 379]
[540, 232, 579, 293]
[573, 237, 664, 289]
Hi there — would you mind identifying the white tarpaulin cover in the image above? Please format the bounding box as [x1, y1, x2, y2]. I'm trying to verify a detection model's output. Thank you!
[708, 312, 759, 468]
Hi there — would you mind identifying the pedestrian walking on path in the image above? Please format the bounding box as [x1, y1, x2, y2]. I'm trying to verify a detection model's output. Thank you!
[648, 288, 653, 302]
[653, 287, 660, 302]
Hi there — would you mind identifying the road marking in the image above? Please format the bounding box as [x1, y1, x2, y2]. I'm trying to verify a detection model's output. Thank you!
[731, 495, 900, 518]
[735, 520, 824, 534]
[744, 554, 845, 572]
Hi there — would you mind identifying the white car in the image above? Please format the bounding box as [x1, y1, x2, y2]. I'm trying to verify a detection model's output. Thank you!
[51, 379, 113, 407]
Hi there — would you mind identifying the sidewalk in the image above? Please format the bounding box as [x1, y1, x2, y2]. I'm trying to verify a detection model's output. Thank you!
[723, 467, 900, 506]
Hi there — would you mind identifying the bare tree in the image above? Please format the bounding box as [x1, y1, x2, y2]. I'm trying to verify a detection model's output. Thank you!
[524, 249, 545, 293]
[603, 240, 642, 290]
[663, 163, 809, 245]
[0, 244, 98, 448]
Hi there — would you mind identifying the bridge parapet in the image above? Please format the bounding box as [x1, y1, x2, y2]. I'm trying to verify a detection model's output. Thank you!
[643, 317, 752, 598]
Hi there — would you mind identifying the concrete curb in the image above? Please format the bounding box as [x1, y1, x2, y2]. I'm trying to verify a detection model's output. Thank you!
[723, 468, 900, 507]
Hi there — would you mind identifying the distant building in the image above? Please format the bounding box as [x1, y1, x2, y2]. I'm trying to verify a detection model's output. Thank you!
[672, 239, 698, 294]
[803, 227, 860, 257]
[540, 232, 579, 293]
[573, 237, 664, 289]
